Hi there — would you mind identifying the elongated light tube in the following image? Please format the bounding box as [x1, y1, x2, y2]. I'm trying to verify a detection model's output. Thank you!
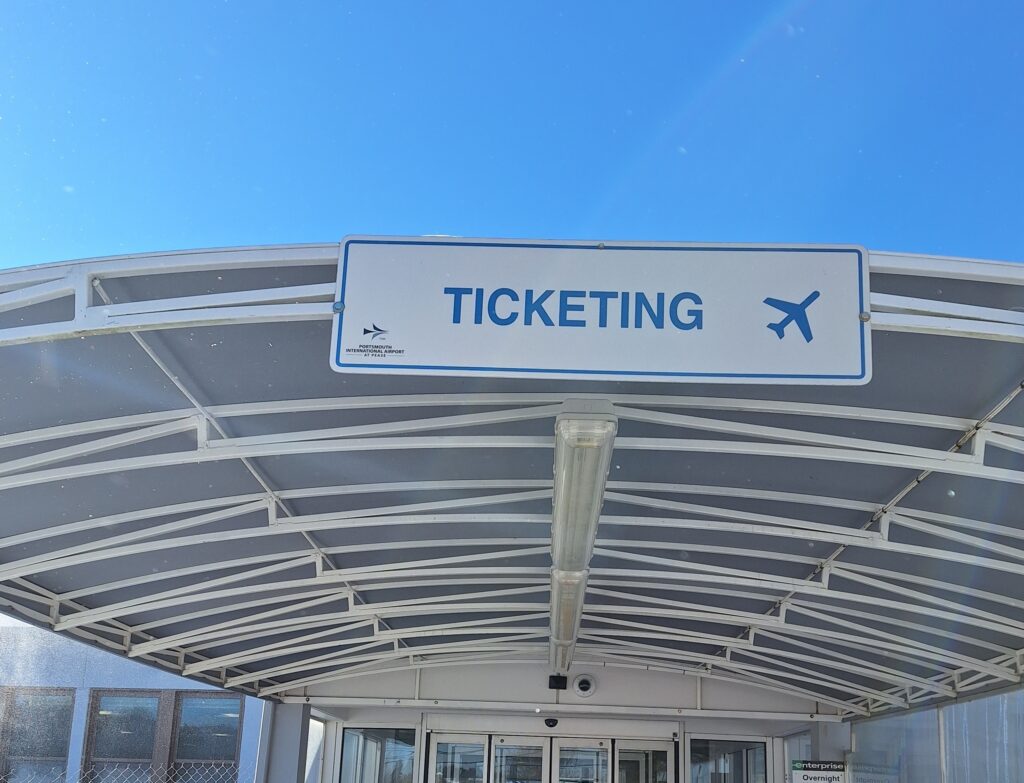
[550, 569, 588, 673]
[549, 401, 617, 673]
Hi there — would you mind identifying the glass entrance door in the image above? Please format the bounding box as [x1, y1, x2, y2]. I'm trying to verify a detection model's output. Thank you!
[615, 741, 673, 783]
[687, 736, 769, 783]
[492, 736, 550, 783]
[432, 734, 488, 783]
[434, 733, 680, 783]
[554, 738, 610, 783]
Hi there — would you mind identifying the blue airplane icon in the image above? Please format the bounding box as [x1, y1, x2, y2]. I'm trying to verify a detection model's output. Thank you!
[764, 290, 821, 342]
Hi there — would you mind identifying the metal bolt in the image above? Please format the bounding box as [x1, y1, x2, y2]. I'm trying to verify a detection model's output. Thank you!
[333, 301, 345, 313]
[859, 311, 871, 322]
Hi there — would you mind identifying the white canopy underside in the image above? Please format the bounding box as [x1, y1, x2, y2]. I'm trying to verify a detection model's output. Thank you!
[1, 243, 1023, 720]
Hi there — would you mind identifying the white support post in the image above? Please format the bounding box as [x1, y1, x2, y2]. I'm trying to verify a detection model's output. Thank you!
[263, 701, 311, 783]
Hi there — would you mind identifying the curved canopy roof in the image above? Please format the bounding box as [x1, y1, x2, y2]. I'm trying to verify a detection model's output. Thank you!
[1, 242, 1023, 719]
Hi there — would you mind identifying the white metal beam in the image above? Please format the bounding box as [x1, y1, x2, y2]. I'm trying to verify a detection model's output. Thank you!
[275, 693, 844, 722]
[5, 432, 1024, 494]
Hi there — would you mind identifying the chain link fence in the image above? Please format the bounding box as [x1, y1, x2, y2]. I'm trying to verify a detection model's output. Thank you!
[0, 763, 247, 783]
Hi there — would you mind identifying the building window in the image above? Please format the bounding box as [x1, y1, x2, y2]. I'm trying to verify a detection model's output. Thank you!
[0, 688, 75, 782]
[172, 693, 242, 781]
[340, 728, 416, 783]
[91, 694, 160, 764]
[84, 690, 241, 782]
[783, 732, 812, 782]
[306, 718, 326, 783]
[851, 708, 941, 783]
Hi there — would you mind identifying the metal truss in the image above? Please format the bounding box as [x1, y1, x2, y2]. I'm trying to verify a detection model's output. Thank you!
[2, 244, 1024, 719]
[0, 245, 1023, 347]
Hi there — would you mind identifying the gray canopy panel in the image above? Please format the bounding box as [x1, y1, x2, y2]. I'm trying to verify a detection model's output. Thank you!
[0, 243, 1023, 718]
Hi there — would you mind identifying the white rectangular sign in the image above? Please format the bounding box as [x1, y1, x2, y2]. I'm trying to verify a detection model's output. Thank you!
[792, 761, 847, 783]
[330, 237, 870, 384]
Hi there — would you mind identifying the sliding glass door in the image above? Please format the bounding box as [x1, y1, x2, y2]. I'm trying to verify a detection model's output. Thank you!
[428, 733, 708, 783]
[615, 740, 673, 783]
[686, 735, 769, 783]
[554, 737, 610, 783]
[432, 734, 488, 783]
[491, 736, 550, 783]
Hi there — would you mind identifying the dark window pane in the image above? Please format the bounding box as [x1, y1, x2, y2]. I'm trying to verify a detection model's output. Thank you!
[174, 696, 241, 762]
[91, 695, 159, 761]
[7, 691, 74, 759]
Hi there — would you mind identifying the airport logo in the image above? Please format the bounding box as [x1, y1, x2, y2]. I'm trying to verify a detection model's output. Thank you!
[363, 323, 388, 341]
[344, 323, 405, 360]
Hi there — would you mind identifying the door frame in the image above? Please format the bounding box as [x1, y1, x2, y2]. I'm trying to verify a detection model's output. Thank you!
[683, 733, 774, 783]
[614, 739, 676, 783]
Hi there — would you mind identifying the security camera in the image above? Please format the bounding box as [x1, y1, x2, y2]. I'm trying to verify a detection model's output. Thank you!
[544, 718, 559, 728]
[573, 674, 596, 697]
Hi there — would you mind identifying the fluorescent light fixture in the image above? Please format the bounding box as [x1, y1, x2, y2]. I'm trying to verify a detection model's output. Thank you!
[550, 569, 588, 672]
[551, 404, 617, 572]
[548, 400, 617, 673]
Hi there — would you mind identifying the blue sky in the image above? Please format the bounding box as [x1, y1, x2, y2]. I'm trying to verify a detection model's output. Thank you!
[1, 1, 1022, 269]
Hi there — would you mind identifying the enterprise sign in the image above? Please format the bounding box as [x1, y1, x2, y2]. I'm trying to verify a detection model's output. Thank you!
[792, 761, 847, 783]
[330, 237, 871, 384]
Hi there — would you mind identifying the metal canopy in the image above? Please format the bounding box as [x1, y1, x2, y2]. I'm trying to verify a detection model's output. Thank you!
[1, 243, 1023, 719]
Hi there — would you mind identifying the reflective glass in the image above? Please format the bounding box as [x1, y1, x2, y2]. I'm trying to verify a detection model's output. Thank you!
[307, 718, 326, 783]
[745, 747, 765, 783]
[6, 691, 74, 760]
[851, 709, 940, 783]
[618, 749, 668, 783]
[341, 728, 416, 783]
[943, 690, 1024, 783]
[7, 760, 68, 783]
[690, 739, 766, 783]
[174, 695, 241, 761]
[494, 743, 544, 783]
[90, 695, 159, 761]
[783, 733, 812, 782]
[435, 741, 485, 783]
[559, 746, 608, 783]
